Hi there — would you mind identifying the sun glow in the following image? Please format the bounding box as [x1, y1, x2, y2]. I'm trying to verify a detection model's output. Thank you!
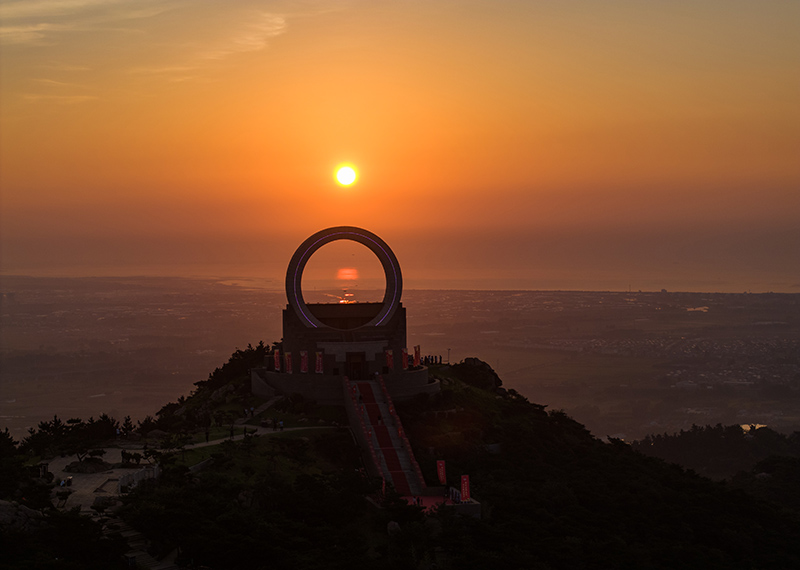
[337, 267, 359, 280]
[335, 165, 358, 186]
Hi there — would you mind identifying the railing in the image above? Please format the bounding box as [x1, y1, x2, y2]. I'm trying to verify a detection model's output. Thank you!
[343, 377, 386, 492]
[377, 375, 427, 491]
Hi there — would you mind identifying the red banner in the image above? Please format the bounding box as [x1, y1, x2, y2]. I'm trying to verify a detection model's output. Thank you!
[414, 345, 421, 367]
[385, 349, 393, 369]
[401, 348, 408, 370]
[461, 475, 470, 501]
[284, 352, 292, 374]
[437, 460, 446, 485]
[300, 350, 308, 373]
[315, 351, 323, 374]
[273, 349, 280, 371]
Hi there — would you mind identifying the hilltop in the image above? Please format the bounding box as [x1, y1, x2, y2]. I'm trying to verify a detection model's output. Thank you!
[3, 347, 800, 569]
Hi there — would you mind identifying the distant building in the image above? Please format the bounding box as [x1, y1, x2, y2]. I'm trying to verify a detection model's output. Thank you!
[251, 226, 439, 405]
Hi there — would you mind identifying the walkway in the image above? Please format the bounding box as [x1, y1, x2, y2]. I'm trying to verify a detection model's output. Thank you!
[46, 423, 334, 569]
[234, 396, 281, 425]
[48, 424, 333, 510]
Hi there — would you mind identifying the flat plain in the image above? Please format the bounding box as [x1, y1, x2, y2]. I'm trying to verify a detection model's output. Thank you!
[2, 276, 798, 440]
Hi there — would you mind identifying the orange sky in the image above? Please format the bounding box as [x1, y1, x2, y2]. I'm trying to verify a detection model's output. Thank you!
[1, 1, 799, 291]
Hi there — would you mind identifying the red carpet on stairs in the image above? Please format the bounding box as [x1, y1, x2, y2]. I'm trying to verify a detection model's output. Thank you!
[382, 447, 402, 471]
[358, 383, 383, 424]
[357, 382, 376, 402]
[390, 471, 412, 495]
[375, 425, 393, 447]
[355, 380, 417, 495]
[364, 404, 381, 424]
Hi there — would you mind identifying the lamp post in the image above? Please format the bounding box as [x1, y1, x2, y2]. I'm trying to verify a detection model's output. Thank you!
[447, 348, 451, 364]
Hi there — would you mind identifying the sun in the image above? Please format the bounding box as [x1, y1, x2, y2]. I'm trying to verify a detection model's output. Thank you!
[335, 165, 358, 186]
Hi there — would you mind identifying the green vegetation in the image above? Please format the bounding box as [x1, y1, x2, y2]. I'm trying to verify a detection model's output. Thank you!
[118, 428, 382, 568]
[632, 423, 800, 480]
[632, 424, 800, 514]
[19, 414, 119, 462]
[119, 355, 800, 568]
[0, 427, 127, 568]
[0, 507, 126, 570]
[4, 346, 800, 569]
[399, 363, 800, 569]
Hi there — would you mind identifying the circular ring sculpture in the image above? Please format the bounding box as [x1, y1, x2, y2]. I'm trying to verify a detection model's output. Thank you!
[285, 226, 403, 329]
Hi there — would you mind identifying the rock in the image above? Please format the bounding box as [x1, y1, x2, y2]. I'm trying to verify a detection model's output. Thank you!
[0, 500, 45, 532]
[210, 384, 234, 401]
[145, 429, 169, 439]
[452, 358, 503, 391]
[64, 459, 112, 473]
[91, 496, 118, 512]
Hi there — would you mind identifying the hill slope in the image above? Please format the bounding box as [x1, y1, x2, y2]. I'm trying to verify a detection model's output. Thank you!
[5, 349, 800, 569]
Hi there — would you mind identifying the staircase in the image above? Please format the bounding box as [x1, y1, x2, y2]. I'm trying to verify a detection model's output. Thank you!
[345, 377, 425, 496]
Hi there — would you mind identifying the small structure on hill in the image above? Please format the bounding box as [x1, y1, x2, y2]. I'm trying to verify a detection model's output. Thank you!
[251, 226, 440, 405]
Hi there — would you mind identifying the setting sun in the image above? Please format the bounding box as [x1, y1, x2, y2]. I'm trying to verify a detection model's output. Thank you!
[335, 165, 357, 186]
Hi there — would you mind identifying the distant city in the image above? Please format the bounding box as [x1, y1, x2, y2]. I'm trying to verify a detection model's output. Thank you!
[1, 276, 798, 440]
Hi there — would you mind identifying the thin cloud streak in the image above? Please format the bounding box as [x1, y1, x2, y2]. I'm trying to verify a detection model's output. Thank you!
[129, 12, 289, 80]
[0, 0, 174, 21]
[4, 2, 290, 85]
[200, 14, 287, 60]
[0, 0, 177, 44]
[22, 94, 99, 103]
[0, 0, 120, 19]
[38, 64, 91, 71]
[0, 23, 66, 45]
[32, 78, 82, 87]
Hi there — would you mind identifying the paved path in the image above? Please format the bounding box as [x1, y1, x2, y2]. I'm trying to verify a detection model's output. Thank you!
[42, 400, 332, 569]
[48, 448, 126, 513]
[48, 424, 336, 512]
[234, 396, 280, 425]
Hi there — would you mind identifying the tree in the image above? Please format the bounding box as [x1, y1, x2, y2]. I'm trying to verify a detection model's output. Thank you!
[122, 415, 135, 435]
[137, 415, 157, 436]
[0, 428, 24, 499]
[0, 427, 17, 458]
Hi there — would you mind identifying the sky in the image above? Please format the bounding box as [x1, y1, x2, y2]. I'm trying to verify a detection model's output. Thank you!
[1, 0, 799, 292]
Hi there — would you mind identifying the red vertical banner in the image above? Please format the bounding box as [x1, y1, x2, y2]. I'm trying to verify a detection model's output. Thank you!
[461, 475, 470, 501]
[300, 350, 308, 373]
[284, 352, 292, 374]
[315, 351, 323, 374]
[385, 349, 393, 369]
[437, 460, 446, 485]
[273, 349, 280, 371]
[401, 348, 408, 370]
[414, 345, 421, 367]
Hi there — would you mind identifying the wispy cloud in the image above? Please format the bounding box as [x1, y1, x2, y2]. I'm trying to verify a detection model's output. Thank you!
[0, 22, 66, 45]
[4, 1, 292, 87]
[0, 0, 173, 21]
[22, 93, 99, 104]
[0, 0, 176, 44]
[39, 64, 92, 71]
[0, 0, 116, 20]
[127, 64, 201, 84]
[200, 13, 287, 60]
[33, 78, 81, 87]
[127, 11, 289, 81]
